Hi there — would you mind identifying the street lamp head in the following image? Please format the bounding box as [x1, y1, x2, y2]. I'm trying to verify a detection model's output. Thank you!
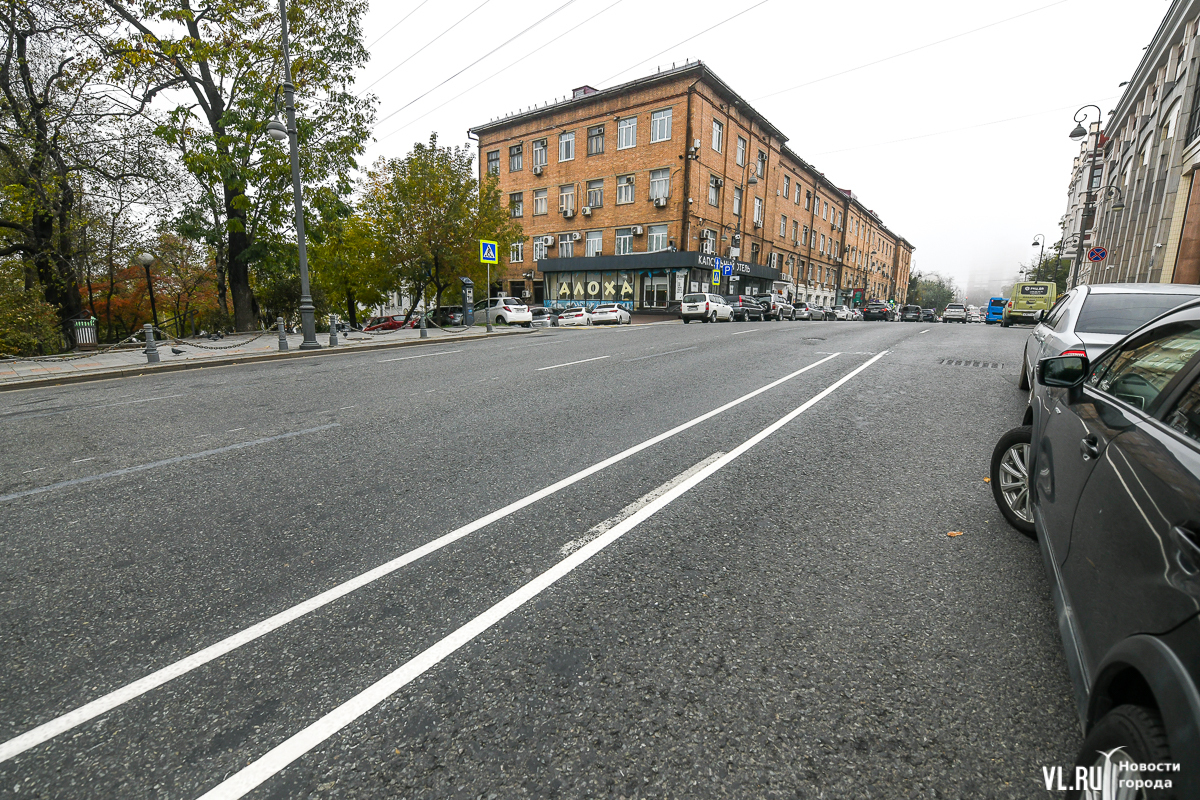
[1069, 122, 1088, 141]
[266, 117, 287, 142]
[138, 252, 153, 267]
[1111, 200, 1125, 211]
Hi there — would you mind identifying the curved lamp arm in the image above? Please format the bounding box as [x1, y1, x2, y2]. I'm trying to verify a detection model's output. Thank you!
[1070, 104, 1104, 140]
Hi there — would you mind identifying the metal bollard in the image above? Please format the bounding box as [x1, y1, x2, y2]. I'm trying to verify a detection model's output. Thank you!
[419, 307, 428, 339]
[329, 314, 339, 347]
[277, 317, 288, 351]
[144, 323, 160, 363]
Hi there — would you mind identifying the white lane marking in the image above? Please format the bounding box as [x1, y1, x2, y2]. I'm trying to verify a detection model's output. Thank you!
[0, 394, 186, 420]
[226, 428, 245, 433]
[535, 355, 609, 371]
[0, 354, 841, 764]
[503, 339, 566, 350]
[559, 452, 725, 557]
[0, 425, 340, 506]
[731, 329, 759, 336]
[70, 458, 95, 464]
[377, 349, 461, 363]
[626, 346, 697, 362]
[339, 406, 355, 410]
[919, 329, 929, 334]
[21, 467, 44, 474]
[196, 351, 888, 800]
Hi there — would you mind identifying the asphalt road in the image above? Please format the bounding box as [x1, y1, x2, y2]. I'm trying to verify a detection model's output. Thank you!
[0, 318, 1080, 798]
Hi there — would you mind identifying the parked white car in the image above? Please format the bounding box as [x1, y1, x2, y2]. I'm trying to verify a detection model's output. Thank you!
[558, 306, 592, 326]
[589, 303, 631, 325]
[474, 297, 533, 327]
[680, 293, 734, 323]
[942, 303, 967, 323]
[831, 304, 852, 321]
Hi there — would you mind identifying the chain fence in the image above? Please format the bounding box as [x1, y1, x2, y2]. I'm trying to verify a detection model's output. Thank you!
[0, 330, 146, 363]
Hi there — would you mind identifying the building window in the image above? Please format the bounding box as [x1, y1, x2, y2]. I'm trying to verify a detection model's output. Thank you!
[616, 174, 634, 204]
[533, 238, 547, 262]
[558, 234, 574, 258]
[649, 168, 670, 200]
[780, 214, 787, 236]
[650, 108, 672, 142]
[618, 116, 636, 149]
[559, 131, 575, 162]
[586, 230, 602, 257]
[712, 119, 723, 152]
[822, 200, 828, 220]
[753, 196, 763, 225]
[510, 242, 524, 262]
[733, 186, 743, 216]
[783, 176, 790, 197]
[803, 225, 809, 245]
[805, 190, 811, 210]
[559, 184, 575, 214]
[486, 150, 500, 175]
[756, 151, 765, 177]
[648, 224, 668, 252]
[509, 192, 523, 218]
[792, 220, 799, 241]
[836, 211, 842, 228]
[533, 188, 548, 215]
[708, 175, 720, 206]
[736, 136, 746, 166]
[587, 125, 605, 155]
[795, 183, 801, 204]
[819, 233, 825, 254]
[615, 227, 633, 255]
[509, 144, 523, 172]
[532, 138, 547, 167]
[750, 242, 760, 264]
[586, 179, 603, 208]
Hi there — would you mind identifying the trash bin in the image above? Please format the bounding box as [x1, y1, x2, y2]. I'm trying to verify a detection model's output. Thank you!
[74, 317, 98, 350]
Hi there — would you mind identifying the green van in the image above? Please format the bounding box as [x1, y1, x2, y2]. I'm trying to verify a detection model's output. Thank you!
[1002, 281, 1057, 327]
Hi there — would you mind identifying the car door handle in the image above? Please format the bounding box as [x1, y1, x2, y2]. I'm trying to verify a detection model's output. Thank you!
[1080, 435, 1101, 460]
[1169, 526, 1200, 576]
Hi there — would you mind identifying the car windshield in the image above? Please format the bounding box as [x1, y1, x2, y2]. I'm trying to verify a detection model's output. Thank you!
[682, 294, 707, 303]
[1075, 293, 1200, 335]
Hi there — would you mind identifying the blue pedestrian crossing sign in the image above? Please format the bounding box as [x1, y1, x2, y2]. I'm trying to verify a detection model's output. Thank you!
[711, 268, 721, 286]
[480, 240, 499, 264]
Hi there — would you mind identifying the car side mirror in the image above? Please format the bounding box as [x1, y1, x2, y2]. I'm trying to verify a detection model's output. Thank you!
[1037, 355, 1089, 389]
[1034, 310, 1045, 322]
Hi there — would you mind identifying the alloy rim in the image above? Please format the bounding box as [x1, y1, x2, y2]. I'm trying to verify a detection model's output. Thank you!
[999, 442, 1032, 523]
[1082, 749, 1142, 800]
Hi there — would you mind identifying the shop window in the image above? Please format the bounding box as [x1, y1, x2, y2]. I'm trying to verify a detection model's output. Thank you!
[602, 271, 617, 300]
[585, 271, 601, 301]
[618, 271, 634, 302]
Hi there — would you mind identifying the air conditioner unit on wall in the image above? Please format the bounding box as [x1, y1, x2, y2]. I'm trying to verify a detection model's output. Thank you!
[700, 230, 714, 240]
[714, 177, 724, 187]
[571, 232, 582, 241]
[581, 206, 592, 216]
[631, 225, 644, 235]
[541, 235, 557, 246]
[533, 165, 544, 175]
[562, 209, 574, 218]
[654, 197, 668, 208]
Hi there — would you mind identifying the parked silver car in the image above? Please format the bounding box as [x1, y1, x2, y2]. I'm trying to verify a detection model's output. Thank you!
[1018, 283, 1200, 390]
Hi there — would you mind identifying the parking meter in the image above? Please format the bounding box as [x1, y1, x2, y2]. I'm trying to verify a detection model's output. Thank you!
[460, 276, 475, 326]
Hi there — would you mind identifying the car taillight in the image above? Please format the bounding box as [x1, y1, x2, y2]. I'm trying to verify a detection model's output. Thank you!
[1006, 301, 1013, 308]
[503, 306, 511, 312]
[705, 302, 710, 311]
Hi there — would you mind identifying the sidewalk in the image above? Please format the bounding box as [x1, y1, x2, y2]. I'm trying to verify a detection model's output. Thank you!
[0, 325, 533, 391]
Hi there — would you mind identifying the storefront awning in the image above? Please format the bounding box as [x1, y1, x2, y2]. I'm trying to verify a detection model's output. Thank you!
[535, 250, 782, 282]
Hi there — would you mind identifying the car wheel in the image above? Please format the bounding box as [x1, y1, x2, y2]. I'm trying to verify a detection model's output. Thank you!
[990, 425, 1035, 539]
[790, 311, 796, 321]
[586, 318, 591, 326]
[709, 311, 717, 323]
[1018, 349, 1030, 390]
[683, 318, 690, 324]
[1066, 705, 1173, 800]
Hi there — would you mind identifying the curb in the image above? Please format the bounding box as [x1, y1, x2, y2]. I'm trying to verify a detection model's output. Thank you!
[0, 328, 538, 393]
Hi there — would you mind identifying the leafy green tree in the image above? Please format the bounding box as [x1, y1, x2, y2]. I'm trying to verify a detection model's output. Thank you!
[361, 135, 523, 320]
[93, 0, 375, 330]
[308, 196, 392, 327]
[0, 257, 60, 355]
[906, 271, 959, 312]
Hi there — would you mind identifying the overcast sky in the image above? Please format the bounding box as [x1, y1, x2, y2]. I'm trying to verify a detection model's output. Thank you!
[352, 0, 1167, 299]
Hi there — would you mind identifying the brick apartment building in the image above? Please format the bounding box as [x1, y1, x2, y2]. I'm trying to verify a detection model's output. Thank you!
[469, 62, 913, 311]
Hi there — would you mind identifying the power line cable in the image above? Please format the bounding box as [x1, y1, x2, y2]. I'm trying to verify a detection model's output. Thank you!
[358, 0, 499, 96]
[365, 0, 435, 50]
[596, 0, 773, 88]
[372, 0, 581, 130]
[754, 0, 1074, 102]
[370, 0, 629, 146]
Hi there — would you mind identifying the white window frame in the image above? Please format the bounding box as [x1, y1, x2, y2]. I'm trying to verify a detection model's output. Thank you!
[585, 230, 603, 257]
[615, 228, 633, 255]
[649, 168, 670, 200]
[617, 117, 637, 150]
[559, 184, 575, 214]
[708, 175, 720, 207]
[533, 188, 548, 216]
[558, 235, 574, 258]
[510, 242, 524, 263]
[780, 215, 787, 237]
[733, 187, 743, 216]
[647, 224, 668, 252]
[753, 196, 764, 225]
[559, 131, 575, 162]
[712, 119, 723, 152]
[586, 179, 603, 208]
[509, 192, 523, 218]
[532, 138, 548, 168]
[736, 136, 746, 166]
[533, 239, 547, 262]
[616, 174, 634, 204]
[650, 108, 672, 143]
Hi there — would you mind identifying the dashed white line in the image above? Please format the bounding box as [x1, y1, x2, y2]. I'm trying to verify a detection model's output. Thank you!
[21, 467, 44, 474]
[731, 329, 759, 335]
[0, 355, 840, 764]
[195, 351, 888, 800]
[536, 355, 609, 371]
[626, 346, 696, 362]
[919, 329, 929, 334]
[339, 405, 356, 410]
[70, 458, 95, 464]
[226, 428, 245, 433]
[377, 349, 462, 363]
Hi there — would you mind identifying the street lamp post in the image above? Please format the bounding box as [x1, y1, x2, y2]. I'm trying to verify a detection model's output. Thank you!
[1067, 105, 1105, 289]
[265, 0, 320, 350]
[137, 252, 160, 329]
[1031, 234, 1046, 282]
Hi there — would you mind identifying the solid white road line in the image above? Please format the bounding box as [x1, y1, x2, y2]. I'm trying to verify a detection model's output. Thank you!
[195, 350, 889, 800]
[626, 346, 696, 362]
[535, 355, 609, 371]
[376, 350, 462, 363]
[0, 354, 839, 764]
[0, 425, 340, 505]
[731, 329, 758, 335]
[559, 452, 725, 557]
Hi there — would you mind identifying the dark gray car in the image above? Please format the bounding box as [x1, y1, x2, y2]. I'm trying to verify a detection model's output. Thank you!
[991, 299, 1200, 794]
